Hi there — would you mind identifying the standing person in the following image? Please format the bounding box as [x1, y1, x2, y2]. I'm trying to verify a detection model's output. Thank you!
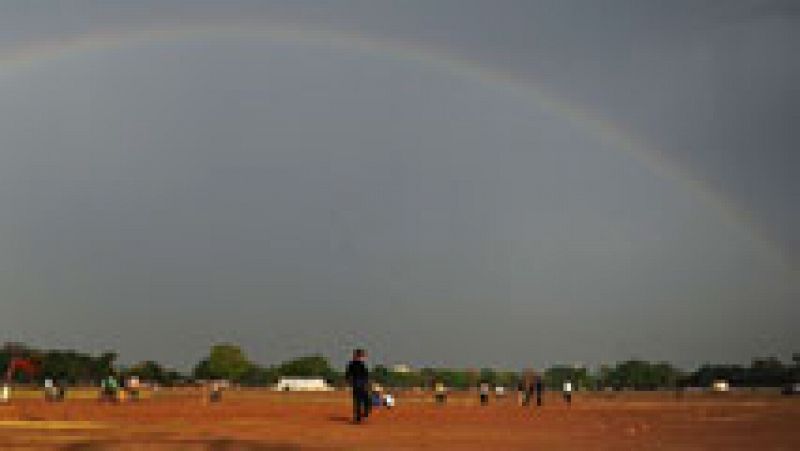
[45, 378, 65, 402]
[100, 374, 119, 402]
[479, 381, 490, 406]
[126, 376, 141, 401]
[434, 381, 447, 405]
[44, 378, 56, 402]
[520, 372, 535, 407]
[345, 349, 371, 423]
[56, 379, 67, 402]
[535, 375, 544, 407]
[209, 381, 223, 403]
[495, 385, 506, 398]
[525, 378, 536, 407]
[562, 379, 573, 405]
[517, 379, 526, 406]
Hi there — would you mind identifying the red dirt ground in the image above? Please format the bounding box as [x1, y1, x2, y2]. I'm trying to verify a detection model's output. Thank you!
[0, 390, 798, 449]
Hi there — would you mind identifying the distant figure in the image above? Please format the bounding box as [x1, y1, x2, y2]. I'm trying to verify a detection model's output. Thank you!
[371, 383, 383, 409]
[434, 381, 447, 405]
[520, 376, 534, 406]
[562, 380, 573, 405]
[495, 385, 506, 398]
[44, 378, 64, 402]
[126, 376, 141, 401]
[0, 384, 9, 403]
[479, 382, 490, 406]
[209, 381, 223, 403]
[345, 348, 370, 423]
[44, 378, 55, 401]
[56, 380, 67, 401]
[100, 375, 119, 402]
[384, 392, 395, 409]
[535, 376, 544, 407]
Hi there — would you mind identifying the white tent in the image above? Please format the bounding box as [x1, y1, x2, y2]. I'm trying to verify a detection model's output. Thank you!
[274, 377, 333, 392]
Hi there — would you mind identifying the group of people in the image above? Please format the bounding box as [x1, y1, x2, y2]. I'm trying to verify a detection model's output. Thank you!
[520, 376, 573, 406]
[344, 349, 575, 424]
[99, 375, 141, 402]
[0, 374, 142, 404]
[461, 376, 573, 407]
[44, 378, 67, 402]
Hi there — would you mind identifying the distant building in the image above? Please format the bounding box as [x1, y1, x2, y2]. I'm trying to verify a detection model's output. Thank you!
[391, 364, 412, 374]
[274, 377, 333, 392]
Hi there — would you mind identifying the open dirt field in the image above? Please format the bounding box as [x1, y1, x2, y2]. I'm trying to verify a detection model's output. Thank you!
[0, 390, 798, 450]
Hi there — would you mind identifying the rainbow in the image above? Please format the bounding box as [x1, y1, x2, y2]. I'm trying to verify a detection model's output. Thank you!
[0, 22, 788, 268]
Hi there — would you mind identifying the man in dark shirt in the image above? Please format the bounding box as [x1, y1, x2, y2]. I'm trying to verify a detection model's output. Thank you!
[345, 348, 370, 423]
[535, 375, 544, 407]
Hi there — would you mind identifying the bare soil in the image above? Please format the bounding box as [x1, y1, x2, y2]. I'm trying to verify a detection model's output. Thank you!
[0, 390, 797, 450]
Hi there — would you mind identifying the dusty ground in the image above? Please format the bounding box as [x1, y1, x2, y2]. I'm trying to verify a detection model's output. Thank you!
[0, 389, 797, 450]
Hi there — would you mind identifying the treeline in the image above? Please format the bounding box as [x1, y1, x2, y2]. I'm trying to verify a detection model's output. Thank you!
[192, 344, 339, 386]
[538, 358, 799, 391]
[1, 342, 117, 384]
[2, 342, 798, 390]
[687, 357, 799, 388]
[371, 366, 520, 390]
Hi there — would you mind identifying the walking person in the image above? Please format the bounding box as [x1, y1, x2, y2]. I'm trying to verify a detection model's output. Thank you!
[520, 372, 535, 407]
[535, 375, 544, 407]
[345, 349, 371, 423]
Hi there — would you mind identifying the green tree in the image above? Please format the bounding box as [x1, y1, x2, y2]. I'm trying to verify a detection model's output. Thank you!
[479, 368, 497, 385]
[239, 365, 277, 386]
[384, 368, 423, 388]
[448, 370, 470, 389]
[689, 364, 746, 387]
[748, 357, 787, 387]
[124, 360, 183, 385]
[97, 352, 117, 375]
[544, 365, 593, 390]
[596, 364, 613, 390]
[494, 371, 519, 389]
[276, 355, 340, 382]
[372, 365, 390, 385]
[609, 360, 681, 390]
[193, 343, 253, 381]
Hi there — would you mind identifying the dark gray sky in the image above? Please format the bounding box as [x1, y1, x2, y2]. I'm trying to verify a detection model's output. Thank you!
[0, 1, 797, 370]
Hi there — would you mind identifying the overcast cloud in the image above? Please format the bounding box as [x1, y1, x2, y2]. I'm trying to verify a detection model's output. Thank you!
[0, 1, 797, 370]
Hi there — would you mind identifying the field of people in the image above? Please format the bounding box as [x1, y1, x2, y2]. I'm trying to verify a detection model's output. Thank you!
[0, 389, 798, 450]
